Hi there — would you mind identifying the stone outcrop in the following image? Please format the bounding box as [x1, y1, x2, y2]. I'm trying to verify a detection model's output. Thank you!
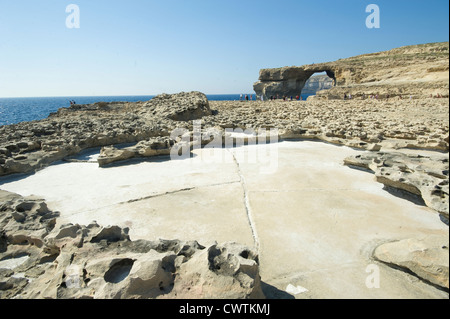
[254, 42, 449, 100]
[0, 91, 210, 176]
[0, 190, 263, 299]
[170, 242, 264, 299]
[344, 151, 449, 219]
[1, 92, 448, 215]
[97, 137, 175, 167]
[142, 91, 212, 121]
[253, 67, 336, 99]
[374, 235, 449, 290]
[203, 98, 449, 152]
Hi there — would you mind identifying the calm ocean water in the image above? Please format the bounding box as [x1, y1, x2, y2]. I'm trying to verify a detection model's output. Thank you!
[0, 94, 310, 126]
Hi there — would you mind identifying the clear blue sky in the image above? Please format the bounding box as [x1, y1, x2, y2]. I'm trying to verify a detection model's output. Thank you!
[0, 0, 448, 97]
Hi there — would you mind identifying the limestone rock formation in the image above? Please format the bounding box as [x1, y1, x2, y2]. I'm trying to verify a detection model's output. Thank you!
[0, 91, 210, 177]
[97, 137, 175, 167]
[254, 42, 449, 99]
[254, 67, 336, 99]
[0, 191, 264, 299]
[374, 235, 449, 290]
[344, 151, 449, 219]
[0, 190, 59, 250]
[170, 242, 264, 299]
[142, 91, 212, 121]
[0, 42, 449, 299]
[1, 90, 448, 215]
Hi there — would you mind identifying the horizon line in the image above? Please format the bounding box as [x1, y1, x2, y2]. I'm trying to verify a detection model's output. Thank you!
[0, 93, 260, 99]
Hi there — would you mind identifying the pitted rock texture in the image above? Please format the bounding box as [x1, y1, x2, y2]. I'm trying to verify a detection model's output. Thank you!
[344, 151, 449, 218]
[0, 190, 263, 299]
[142, 91, 212, 121]
[0, 91, 210, 176]
[342, 148, 449, 298]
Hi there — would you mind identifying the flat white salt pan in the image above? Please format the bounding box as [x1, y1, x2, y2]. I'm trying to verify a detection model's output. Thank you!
[0, 141, 447, 298]
[0, 141, 443, 233]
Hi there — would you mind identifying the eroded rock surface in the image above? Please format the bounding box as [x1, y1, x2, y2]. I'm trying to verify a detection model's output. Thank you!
[374, 235, 449, 290]
[97, 137, 175, 167]
[1, 92, 449, 215]
[0, 91, 210, 176]
[344, 151, 449, 218]
[0, 190, 263, 299]
[142, 91, 212, 121]
[254, 42, 449, 100]
[0, 43, 449, 299]
[204, 98, 449, 152]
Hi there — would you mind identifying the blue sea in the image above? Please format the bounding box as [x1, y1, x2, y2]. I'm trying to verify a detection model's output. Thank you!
[0, 94, 311, 126]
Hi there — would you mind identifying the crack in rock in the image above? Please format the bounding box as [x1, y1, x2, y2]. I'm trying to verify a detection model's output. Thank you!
[228, 149, 260, 253]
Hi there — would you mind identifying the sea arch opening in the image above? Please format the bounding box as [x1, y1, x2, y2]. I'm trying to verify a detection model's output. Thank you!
[301, 70, 336, 97]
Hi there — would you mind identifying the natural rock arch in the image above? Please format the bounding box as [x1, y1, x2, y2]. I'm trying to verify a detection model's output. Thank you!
[253, 65, 337, 99]
[254, 42, 450, 100]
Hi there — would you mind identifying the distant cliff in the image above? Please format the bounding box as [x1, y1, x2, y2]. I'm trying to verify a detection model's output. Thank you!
[254, 42, 449, 99]
[302, 74, 334, 95]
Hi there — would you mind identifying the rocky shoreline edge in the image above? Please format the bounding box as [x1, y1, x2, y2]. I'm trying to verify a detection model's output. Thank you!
[0, 189, 264, 299]
[0, 91, 448, 298]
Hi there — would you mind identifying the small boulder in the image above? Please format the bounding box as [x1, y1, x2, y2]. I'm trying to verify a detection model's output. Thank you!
[374, 234, 449, 289]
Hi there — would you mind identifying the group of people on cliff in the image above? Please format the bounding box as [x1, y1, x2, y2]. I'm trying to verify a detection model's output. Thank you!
[268, 95, 303, 101]
[270, 95, 303, 101]
[240, 94, 254, 101]
[240, 94, 305, 102]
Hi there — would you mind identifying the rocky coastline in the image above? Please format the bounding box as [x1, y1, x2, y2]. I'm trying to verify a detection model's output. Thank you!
[0, 189, 263, 299]
[0, 91, 448, 298]
[254, 42, 449, 100]
[0, 42, 449, 299]
[1, 94, 448, 217]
